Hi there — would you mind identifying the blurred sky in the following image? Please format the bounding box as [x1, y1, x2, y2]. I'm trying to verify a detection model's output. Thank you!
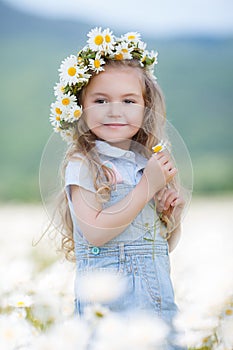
[3, 0, 233, 37]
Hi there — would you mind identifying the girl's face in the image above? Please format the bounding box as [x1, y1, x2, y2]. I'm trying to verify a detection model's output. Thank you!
[82, 66, 145, 149]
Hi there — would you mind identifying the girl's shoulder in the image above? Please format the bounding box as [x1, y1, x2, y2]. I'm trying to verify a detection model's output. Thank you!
[68, 152, 85, 163]
[65, 153, 95, 193]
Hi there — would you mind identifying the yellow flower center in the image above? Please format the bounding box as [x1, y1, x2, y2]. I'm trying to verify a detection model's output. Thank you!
[67, 67, 76, 76]
[225, 309, 233, 316]
[128, 35, 136, 40]
[122, 48, 128, 53]
[152, 145, 162, 153]
[115, 53, 123, 60]
[94, 59, 101, 69]
[17, 301, 25, 307]
[94, 35, 104, 46]
[56, 116, 61, 121]
[74, 109, 81, 119]
[55, 107, 62, 115]
[105, 34, 111, 43]
[62, 98, 70, 106]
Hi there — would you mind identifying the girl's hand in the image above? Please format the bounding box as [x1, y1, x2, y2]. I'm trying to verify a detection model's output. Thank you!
[155, 187, 185, 225]
[143, 151, 177, 197]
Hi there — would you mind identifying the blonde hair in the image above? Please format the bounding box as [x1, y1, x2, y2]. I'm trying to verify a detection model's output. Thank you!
[53, 59, 175, 261]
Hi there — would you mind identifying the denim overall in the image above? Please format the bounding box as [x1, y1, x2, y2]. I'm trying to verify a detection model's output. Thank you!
[66, 141, 184, 349]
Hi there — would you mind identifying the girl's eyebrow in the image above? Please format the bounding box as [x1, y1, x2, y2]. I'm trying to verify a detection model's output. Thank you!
[90, 92, 109, 97]
[90, 92, 142, 98]
[121, 93, 142, 98]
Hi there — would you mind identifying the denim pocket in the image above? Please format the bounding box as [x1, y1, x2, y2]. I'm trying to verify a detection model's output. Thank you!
[137, 256, 162, 310]
[77, 255, 120, 274]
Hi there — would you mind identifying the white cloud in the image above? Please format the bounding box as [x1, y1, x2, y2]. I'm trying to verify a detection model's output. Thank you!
[3, 0, 233, 36]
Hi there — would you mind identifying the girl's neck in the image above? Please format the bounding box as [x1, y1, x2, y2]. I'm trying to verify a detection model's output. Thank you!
[100, 139, 132, 151]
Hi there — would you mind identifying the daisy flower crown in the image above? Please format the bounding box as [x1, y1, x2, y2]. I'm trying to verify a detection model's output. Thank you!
[50, 27, 158, 143]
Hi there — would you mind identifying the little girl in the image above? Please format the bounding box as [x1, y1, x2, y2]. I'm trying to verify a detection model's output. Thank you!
[49, 27, 186, 349]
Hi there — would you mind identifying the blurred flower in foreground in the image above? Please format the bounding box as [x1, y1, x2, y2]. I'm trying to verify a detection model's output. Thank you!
[0, 314, 36, 350]
[92, 312, 168, 350]
[31, 318, 90, 350]
[77, 270, 127, 303]
[219, 317, 233, 349]
[8, 294, 33, 308]
[84, 303, 110, 323]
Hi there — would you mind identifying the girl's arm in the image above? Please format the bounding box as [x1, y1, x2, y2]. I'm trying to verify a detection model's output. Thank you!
[70, 152, 177, 246]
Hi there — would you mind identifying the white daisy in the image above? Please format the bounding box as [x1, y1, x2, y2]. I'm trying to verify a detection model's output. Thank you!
[141, 50, 158, 67]
[148, 50, 158, 64]
[49, 114, 62, 127]
[114, 42, 133, 60]
[89, 53, 105, 73]
[50, 102, 65, 127]
[59, 54, 78, 85]
[54, 82, 66, 97]
[60, 129, 76, 143]
[69, 105, 82, 122]
[76, 67, 91, 83]
[62, 105, 81, 122]
[53, 125, 62, 133]
[137, 40, 147, 51]
[87, 27, 105, 52]
[8, 294, 33, 308]
[50, 101, 64, 117]
[59, 93, 77, 109]
[123, 31, 141, 43]
[102, 28, 115, 54]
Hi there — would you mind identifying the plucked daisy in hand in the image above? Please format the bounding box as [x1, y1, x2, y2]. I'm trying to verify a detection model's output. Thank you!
[152, 140, 166, 153]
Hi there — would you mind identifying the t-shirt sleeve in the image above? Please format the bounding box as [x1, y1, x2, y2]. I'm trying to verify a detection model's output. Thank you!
[65, 158, 96, 202]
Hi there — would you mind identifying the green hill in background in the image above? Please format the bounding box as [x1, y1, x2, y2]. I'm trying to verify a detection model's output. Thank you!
[0, 1, 232, 201]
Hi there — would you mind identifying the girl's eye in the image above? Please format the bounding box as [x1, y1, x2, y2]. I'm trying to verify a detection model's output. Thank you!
[95, 99, 108, 104]
[123, 99, 135, 104]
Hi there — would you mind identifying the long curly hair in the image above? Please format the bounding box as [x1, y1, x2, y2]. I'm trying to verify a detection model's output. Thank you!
[52, 59, 176, 261]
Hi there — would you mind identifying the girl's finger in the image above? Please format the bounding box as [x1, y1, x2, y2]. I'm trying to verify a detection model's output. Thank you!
[164, 191, 178, 210]
[158, 188, 174, 209]
[171, 196, 185, 208]
[157, 187, 166, 200]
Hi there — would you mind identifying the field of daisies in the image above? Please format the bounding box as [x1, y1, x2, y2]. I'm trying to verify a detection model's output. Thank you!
[0, 197, 233, 350]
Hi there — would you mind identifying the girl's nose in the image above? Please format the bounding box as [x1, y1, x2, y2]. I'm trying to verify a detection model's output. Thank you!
[108, 102, 123, 118]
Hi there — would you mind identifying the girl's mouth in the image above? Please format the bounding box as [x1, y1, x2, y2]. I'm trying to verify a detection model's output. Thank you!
[103, 123, 128, 128]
